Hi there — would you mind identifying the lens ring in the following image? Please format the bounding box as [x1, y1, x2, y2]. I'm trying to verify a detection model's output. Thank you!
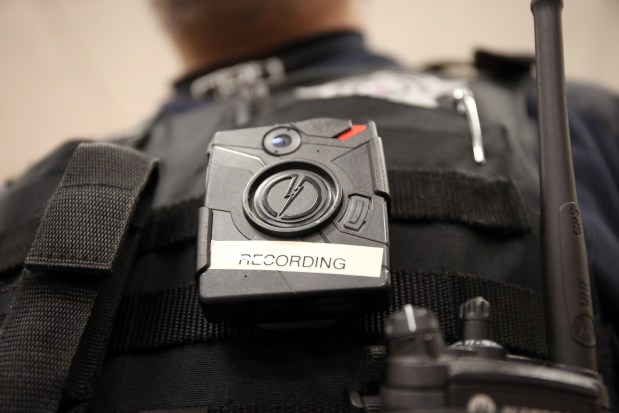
[263, 127, 301, 155]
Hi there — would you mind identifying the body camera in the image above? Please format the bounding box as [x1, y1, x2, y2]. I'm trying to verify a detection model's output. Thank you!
[196, 118, 390, 322]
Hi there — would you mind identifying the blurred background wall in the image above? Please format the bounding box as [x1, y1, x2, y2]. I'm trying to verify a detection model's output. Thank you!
[1, 0, 618, 181]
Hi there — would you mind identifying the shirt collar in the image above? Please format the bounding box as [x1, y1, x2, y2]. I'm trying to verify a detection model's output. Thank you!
[172, 31, 397, 97]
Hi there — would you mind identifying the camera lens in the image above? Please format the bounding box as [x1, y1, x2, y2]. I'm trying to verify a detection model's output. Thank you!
[271, 134, 292, 148]
[263, 127, 301, 155]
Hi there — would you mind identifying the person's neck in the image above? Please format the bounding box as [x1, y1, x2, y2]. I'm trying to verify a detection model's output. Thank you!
[176, 14, 361, 75]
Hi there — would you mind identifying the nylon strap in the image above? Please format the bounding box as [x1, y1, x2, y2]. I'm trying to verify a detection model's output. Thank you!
[110, 270, 546, 357]
[388, 169, 530, 234]
[0, 170, 531, 276]
[137, 403, 345, 413]
[358, 271, 546, 356]
[133, 169, 530, 252]
[0, 143, 157, 412]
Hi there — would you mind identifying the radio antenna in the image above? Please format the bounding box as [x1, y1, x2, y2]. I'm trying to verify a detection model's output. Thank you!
[531, 0, 597, 370]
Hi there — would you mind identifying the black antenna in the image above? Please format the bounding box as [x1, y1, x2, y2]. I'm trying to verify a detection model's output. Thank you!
[531, 0, 597, 370]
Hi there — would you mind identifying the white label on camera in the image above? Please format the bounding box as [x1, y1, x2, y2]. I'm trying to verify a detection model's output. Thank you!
[209, 240, 384, 278]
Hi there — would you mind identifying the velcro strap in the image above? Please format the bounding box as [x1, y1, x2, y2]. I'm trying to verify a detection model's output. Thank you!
[388, 170, 531, 234]
[0, 143, 157, 412]
[110, 271, 546, 358]
[24, 143, 156, 274]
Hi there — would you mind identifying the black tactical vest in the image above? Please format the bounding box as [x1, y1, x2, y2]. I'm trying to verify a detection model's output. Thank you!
[0, 66, 553, 412]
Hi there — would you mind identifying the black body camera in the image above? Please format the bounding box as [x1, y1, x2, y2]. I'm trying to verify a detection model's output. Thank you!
[196, 118, 390, 322]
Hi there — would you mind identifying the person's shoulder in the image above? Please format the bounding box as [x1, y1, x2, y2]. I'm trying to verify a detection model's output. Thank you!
[6, 140, 83, 188]
[567, 81, 619, 136]
[0, 140, 85, 231]
[0, 119, 151, 230]
[1, 117, 153, 205]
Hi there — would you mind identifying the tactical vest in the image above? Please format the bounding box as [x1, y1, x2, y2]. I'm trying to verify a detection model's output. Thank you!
[0, 65, 559, 412]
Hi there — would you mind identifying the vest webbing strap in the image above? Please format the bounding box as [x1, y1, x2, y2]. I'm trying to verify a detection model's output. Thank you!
[110, 271, 546, 357]
[388, 170, 530, 234]
[0, 143, 158, 412]
[136, 403, 345, 413]
[136, 169, 530, 252]
[0, 169, 531, 276]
